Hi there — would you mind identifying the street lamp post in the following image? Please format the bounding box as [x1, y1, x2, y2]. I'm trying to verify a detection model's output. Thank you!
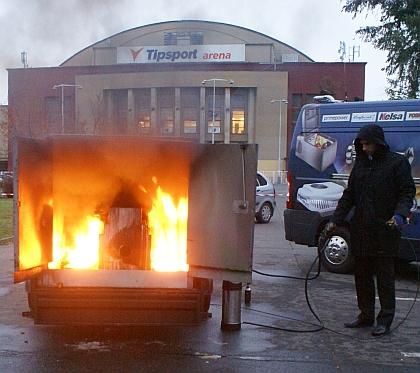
[202, 78, 234, 144]
[271, 99, 288, 183]
[53, 84, 82, 134]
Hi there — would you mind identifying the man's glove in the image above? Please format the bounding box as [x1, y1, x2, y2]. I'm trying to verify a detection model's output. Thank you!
[386, 215, 405, 229]
[320, 221, 336, 240]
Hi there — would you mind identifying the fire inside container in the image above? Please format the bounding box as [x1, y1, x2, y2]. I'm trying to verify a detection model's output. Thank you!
[14, 136, 256, 326]
[17, 137, 191, 273]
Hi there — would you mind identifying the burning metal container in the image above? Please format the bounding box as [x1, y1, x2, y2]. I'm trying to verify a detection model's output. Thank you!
[14, 136, 256, 326]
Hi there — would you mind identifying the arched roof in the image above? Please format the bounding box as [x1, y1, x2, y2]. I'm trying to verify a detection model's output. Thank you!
[61, 20, 313, 66]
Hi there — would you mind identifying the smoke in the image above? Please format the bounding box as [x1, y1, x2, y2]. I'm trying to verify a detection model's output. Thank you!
[0, 0, 135, 103]
[0, 0, 387, 104]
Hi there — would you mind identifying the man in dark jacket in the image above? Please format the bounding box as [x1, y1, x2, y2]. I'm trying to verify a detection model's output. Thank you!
[322, 124, 416, 336]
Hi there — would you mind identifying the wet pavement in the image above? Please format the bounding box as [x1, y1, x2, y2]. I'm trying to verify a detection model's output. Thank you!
[0, 183, 419, 372]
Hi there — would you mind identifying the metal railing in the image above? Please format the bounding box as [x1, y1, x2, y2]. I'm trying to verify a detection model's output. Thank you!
[259, 171, 288, 184]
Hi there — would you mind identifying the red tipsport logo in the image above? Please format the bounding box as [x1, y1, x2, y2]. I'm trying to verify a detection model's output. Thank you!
[130, 47, 144, 62]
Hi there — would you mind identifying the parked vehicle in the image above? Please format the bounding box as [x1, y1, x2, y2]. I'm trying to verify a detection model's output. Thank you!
[0, 171, 13, 196]
[255, 172, 276, 223]
[284, 98, 420, 273]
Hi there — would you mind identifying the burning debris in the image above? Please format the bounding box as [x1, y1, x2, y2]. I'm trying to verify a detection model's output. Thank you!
[49, 181, 188, 272]
[15, 136, 192, 273]
[14, 136, 256, 326]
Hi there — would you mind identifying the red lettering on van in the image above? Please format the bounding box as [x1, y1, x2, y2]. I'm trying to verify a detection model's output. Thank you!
[408, 112, 420, 119]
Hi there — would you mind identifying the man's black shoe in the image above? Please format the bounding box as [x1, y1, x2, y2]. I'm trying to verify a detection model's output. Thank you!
[371, 325, 390, 336]
[344, 318, 374, 328]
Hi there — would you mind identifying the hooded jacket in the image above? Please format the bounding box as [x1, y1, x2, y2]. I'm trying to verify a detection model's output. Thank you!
[331, 124, 416, 257]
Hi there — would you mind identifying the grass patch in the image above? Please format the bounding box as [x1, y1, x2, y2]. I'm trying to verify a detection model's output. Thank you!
[0, 197, 13, 239]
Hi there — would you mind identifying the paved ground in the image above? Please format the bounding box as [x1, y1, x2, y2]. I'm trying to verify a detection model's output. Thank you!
[0, 183, 419, 372]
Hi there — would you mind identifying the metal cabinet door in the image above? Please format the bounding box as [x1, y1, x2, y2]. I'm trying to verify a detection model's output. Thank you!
[14, 137, 53, 283]
[187, 144, 257, 283]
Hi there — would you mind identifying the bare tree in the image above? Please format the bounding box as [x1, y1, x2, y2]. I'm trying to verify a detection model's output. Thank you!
[90, 92, 107, 134]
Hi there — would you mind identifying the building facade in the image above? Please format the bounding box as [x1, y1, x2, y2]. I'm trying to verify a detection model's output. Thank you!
[7, 20, 365, 174]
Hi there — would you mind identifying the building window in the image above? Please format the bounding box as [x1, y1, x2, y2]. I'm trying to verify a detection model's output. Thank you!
[305, 94, 317, 105]
[231, 110, 245, 134]
[164, 32, 204, 45]
[183, 119, 196, 133]
[134, 89, 151, 132]
[183, 109, 197, 134]
[206, 92, 222, 134]
[231, 90, 247, 134]
[138, 112, 150, 129]
[45, 95, 71, 134]
[181, 89, 199, 135]
[160, 107, 173, 134]
[292, 94, 302, 108]
[113, 90, 128, 134]
[158, 90, 174, 135]
[292, 94, 302, 125]
[45, 96, 60, 132]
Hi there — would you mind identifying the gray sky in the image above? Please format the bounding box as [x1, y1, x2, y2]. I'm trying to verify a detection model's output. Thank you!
[0, 0, 387, 104]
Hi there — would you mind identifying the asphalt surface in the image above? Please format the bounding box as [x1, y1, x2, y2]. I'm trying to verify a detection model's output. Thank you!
[1, 183, 420, 372]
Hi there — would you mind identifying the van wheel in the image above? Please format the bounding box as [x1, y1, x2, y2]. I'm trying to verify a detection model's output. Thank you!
[318, 227, 354, 274]
[256, 202, 273, 223]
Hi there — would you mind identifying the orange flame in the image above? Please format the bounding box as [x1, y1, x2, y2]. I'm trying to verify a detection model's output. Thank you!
[148, 186, 189, 272]
[49, 216, 103, 269]
[48, 183, 188, 272]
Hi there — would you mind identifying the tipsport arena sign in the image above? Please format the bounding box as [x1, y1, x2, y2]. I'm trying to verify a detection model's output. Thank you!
[117, 44, 245, 64]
